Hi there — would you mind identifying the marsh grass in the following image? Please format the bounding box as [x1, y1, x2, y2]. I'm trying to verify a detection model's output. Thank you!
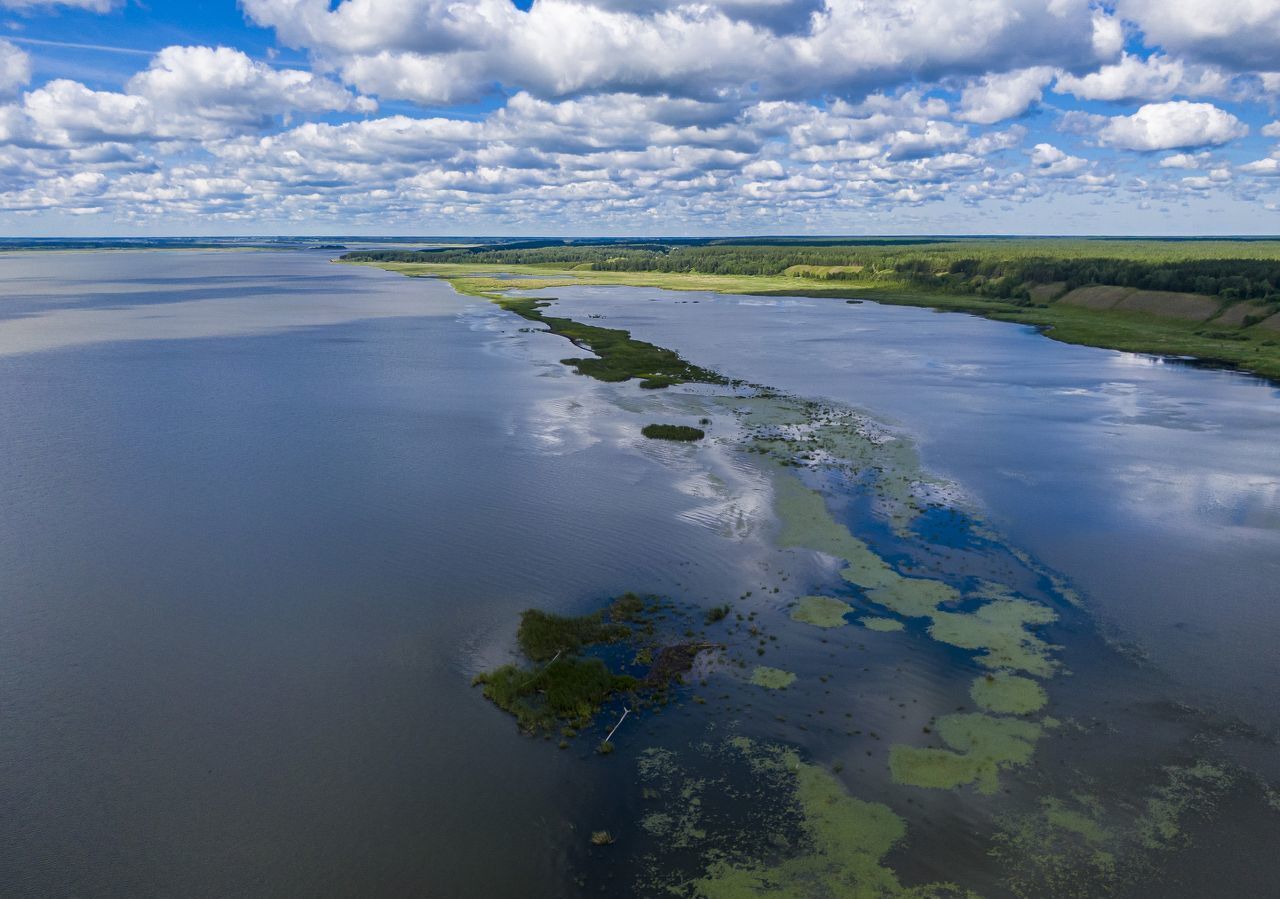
[517, 608, 631, 662]
[474, 659, 638, 733]
[475, 594, 710, 735]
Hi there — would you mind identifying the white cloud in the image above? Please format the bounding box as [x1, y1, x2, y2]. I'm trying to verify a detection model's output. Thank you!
[1028, 142, 1087, 175]
[1097, 101, 1247, 151]
[127, 46, 374, 125]
[243, 0, 1119, 105]
[1158, 151, 1209, 168]
[2, 2, 1267, 228]
[14, 48, 373, 149]
[1262, 121, 1280, 138]
[0, 39, 30, 97]
[1054, 53, 1232, 103]
[23, 80, 155, 145]
[957, 67, 1055, 124]
[1240, 155, 1280, 176]
[1117, 0, 1280, 70]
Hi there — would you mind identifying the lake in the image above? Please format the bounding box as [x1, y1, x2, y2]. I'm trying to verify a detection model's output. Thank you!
[1, 251, 1276, 897]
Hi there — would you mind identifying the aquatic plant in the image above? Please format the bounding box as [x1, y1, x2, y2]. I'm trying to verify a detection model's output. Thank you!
[890, 713, 1042, 794]
[516, 607, 631, 662]
[749, 666, 797, 689]
[474, 658, 637, 733]
[969, 672, 1047, 715]
[790, 595, 855, 628]
[690, 738, 970, 898]
[860, 617, 905, 632]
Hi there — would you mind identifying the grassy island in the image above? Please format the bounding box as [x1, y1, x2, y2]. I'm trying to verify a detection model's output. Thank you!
[473, 593, 716, 736]
[641, 423, 705, 441]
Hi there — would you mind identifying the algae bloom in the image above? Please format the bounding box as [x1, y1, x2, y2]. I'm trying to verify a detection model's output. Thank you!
[890, 712, 1042, 794]
[749, 666, 797, 689]
[860, 617, 905, 633]
[969, 672, 1047, 715]
[791, 595, 854, 628]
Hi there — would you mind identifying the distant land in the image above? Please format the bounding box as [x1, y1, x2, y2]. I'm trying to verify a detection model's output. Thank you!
[339, 236, 1280, 383]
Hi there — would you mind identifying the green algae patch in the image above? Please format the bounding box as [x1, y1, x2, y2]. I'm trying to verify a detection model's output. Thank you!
[642, 423, 706, 441]
[929, 599, 1059, 677]
[1042, 797, 1110, 845]
[969, 673, 1047, 715]
[866, 577, 960, 618]
[791, 595, 854, 628]
[750, 666, 797, 689]
[1136, 761, 1233, 851]
[890, 713, 1042, 794]
[860, 616, 905, 632]
[693, 739, 972, 899]
[991, 763, 1239, 898]
[772, 474, 898, 590]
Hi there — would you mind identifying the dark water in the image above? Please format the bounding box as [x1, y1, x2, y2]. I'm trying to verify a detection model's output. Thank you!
[542, 286, 1280, 733]
[2, 253, 1279, 897]
[0, 253, 771, 897]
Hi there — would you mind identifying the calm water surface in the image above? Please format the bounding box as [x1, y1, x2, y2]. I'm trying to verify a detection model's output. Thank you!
[2, 253, 1278, 897]
[544, 285, 1280, 731]
[0, 253, 768, 897]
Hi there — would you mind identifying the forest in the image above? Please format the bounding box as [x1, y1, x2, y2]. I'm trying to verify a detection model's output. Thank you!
[342, 238, 1280, 302]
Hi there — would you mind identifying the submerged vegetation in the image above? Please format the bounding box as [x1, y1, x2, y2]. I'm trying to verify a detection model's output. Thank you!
[642, 423, 706, 441]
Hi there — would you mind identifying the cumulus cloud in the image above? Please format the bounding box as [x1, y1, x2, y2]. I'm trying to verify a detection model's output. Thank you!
[1116, 0, 1280, 71]
[1096, 101, 1247, 151]
[243, 0, 1119, 104]
[0, 39, 31, 97]
[0, 0, 1272, 227]
[127, 46, 374, 125]
[1053, 53, 1232, 103]
[1028, 142, 1087, 175]
[1158, 151, 1209, 168]
[957, 67, 1054, 124]
[12, 47, 373, 149]
[1239, 155, 1280, 176]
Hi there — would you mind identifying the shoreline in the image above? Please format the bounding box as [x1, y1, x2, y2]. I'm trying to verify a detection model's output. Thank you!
[343, 258, 1280, 385]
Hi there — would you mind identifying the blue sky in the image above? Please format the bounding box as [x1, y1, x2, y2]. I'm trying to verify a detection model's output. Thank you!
[1, 0, 1279, 236]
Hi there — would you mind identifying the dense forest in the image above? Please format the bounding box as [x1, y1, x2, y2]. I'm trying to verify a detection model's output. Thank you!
[342, 238, 1280, 303]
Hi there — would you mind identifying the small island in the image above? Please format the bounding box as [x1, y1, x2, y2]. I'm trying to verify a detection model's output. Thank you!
[641, 423, 705, 441]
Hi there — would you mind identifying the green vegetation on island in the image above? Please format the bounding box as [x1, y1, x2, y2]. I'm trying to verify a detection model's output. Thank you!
[641, 423, 706, 441]
[473, 593, 716, 735]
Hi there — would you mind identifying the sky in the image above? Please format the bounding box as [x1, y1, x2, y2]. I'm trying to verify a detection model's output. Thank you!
[1, 0, 1280, 236]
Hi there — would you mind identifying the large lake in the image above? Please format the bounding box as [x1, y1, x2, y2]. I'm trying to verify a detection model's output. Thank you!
[1, 251, 1276, 897]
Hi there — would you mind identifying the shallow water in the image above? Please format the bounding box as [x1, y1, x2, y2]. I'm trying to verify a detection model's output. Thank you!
[1, 253, 1278, 897]
[541, 285, 1280, 733]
